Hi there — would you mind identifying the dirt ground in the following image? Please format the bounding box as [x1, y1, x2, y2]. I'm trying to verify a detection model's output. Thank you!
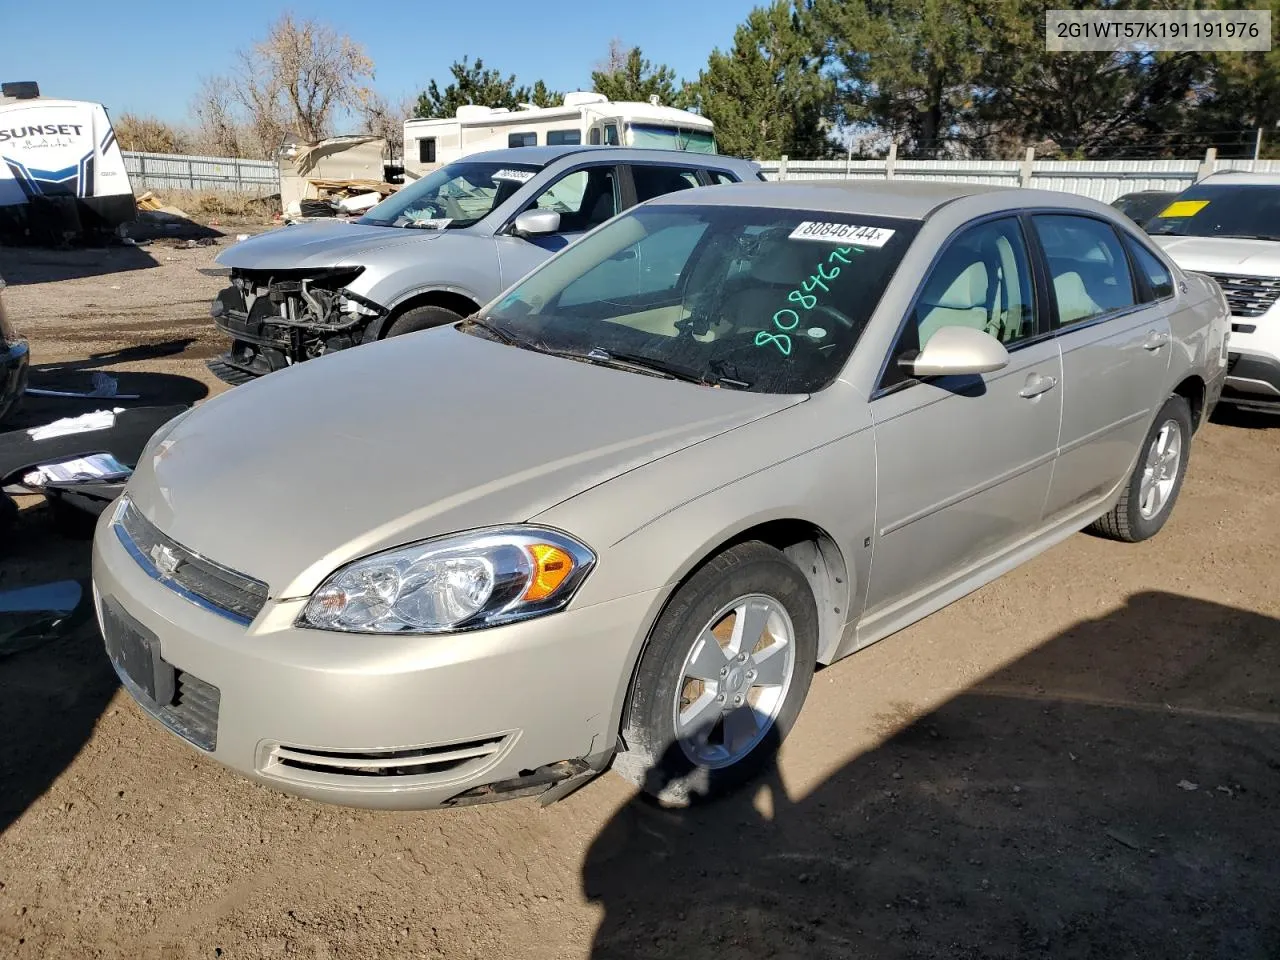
[1, 238, 1278, 960]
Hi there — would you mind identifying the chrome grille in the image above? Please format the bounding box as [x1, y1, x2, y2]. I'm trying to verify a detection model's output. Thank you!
[1207, 273, 1280, 319]
[115, 498, 269, 625]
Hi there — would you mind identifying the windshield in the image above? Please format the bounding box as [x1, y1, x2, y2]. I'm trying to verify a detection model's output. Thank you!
[1145, 184, 1280, 240]
[477, 205, 920, 394]
[628, 123, 718, 154]
[358, 161, 541, 229]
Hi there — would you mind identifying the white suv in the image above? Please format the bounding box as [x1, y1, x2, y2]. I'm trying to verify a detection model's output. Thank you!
[1147, 171, 1280, 414]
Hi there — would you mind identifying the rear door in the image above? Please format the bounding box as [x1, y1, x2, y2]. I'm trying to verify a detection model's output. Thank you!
[1031, 213, 1173, 523]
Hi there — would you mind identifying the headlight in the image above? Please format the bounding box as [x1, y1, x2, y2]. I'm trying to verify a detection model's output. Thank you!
[300, 527, 596, 634]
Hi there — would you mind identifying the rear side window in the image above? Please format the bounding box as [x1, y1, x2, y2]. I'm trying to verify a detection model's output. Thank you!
[631, 166, 701, 203]
[508, 132, 537, 148]
[1033, 215, 1136, 327]
[1124, 235, 1175, 301]
[709, 171, 740, 185]
[418, 138, 436, 164]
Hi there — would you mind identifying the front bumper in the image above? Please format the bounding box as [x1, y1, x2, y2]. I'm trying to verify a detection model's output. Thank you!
[91, 508, 658, 809]
[1223, 351, 1280, 412]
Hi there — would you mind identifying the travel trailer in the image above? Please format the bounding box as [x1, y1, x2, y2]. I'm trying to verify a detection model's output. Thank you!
[0, 81, 136, 239]
[403, 91, 717, 177]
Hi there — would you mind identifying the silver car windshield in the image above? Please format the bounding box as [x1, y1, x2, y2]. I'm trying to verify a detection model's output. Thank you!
[479, 205, 920, 394]
[359, 161, 541, 229]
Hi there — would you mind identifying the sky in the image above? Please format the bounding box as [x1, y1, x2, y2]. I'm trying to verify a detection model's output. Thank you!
[5, 0, 763, 125]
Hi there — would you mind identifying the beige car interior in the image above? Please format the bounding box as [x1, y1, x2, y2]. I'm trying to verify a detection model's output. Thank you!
[915, 225, 1034, 349]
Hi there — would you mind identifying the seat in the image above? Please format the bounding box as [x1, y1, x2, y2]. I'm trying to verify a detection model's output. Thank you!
[1052, 270, 1101, 325]
[916, 251, 991, 348]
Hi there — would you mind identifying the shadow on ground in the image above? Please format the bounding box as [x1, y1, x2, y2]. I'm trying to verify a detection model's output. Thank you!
[584, 592, 1280, 959]
[0, 243, 160, 286]
[0, 504, 116, 835]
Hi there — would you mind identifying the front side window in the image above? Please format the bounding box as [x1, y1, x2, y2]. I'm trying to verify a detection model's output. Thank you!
[1033, 214, 1136, 327]
[631, 166, 701, 203]
[417, 137, 436, 164]
[481, 205, 920, 394]
[1145, 183, 1280, 241]
[881, 216, 1037, 390]
[358, 161, 539, 229]
[527, 166, 619, 232]
[604, 124, 620, 146]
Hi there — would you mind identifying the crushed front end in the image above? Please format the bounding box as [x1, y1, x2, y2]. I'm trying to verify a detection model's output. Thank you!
[208, 267, 386, 384]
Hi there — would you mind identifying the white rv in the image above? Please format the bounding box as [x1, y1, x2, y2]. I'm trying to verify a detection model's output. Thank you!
[0, 81, 136, 237]
[402, 91, 717, 177]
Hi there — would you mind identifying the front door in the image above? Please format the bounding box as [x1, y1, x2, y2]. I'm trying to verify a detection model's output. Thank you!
[1031, 214, 1175, 522]
[495, 164, 621, 288]
[864, 215, 1063, 624]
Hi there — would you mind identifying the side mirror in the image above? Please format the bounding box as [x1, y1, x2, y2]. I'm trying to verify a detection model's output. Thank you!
[902, 325, 1009, 378]
[512, 210, 561, 238]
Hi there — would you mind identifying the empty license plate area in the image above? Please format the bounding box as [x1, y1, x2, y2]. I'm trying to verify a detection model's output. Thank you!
[100, 596, 176, 706]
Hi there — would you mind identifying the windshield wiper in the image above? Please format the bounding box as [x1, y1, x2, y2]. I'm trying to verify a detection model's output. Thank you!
[1214, 234, 1280, 242]
[583, 348, 751, 389]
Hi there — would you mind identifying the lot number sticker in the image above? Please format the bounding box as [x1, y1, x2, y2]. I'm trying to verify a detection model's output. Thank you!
[493, 168, 536, 183]
[789, 221, 895, 247]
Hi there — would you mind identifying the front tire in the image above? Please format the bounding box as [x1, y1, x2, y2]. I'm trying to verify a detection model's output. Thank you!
[614, 541, 818, 807]
[384, 304, 464, 338]
[1091, 395, 1192, 542]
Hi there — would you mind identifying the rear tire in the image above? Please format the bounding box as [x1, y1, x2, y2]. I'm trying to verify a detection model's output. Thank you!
[613, 541, 818, 807]
[384, 304, 464, 338]
[1091, 395, 1192, 543]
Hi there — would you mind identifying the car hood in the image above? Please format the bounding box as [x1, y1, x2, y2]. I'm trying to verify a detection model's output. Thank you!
[215, 221, 447, 270]
[126, 328, 804, 599]
[1151, 235, 1280, 274]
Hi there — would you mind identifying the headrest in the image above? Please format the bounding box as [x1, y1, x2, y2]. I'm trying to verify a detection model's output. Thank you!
[921, 248, 989, 310]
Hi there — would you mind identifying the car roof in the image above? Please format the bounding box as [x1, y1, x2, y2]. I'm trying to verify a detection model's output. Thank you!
[1198, 170, 1280, 186]
[641, 179, 1040, 220]
[458, 145, 757, 168]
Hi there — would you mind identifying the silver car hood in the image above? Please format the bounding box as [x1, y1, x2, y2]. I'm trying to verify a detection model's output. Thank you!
[127, 328, 803, 598]
[215, 221, 447, 270]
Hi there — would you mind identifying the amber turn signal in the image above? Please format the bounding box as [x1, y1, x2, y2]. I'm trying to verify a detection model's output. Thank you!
[523, 544, 575, 601]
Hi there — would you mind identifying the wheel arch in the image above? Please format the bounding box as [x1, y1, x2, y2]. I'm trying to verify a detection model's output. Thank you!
[615, 517, 851, 738]
[367, 289, 482, 340]
[1171, 373, 1207, 431]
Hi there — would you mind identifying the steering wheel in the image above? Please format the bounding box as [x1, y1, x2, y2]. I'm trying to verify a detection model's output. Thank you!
[807, 303, 855, 330]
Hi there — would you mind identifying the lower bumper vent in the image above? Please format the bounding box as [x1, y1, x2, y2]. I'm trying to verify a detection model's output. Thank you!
[267, 735, 509, 782]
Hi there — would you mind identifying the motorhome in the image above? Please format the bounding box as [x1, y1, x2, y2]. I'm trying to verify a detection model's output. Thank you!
[0, 81, 136, 239]
[403, 91, 717, 177]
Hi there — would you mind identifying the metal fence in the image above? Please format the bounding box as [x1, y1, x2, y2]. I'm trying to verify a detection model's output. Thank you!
[122, 151, 278, 194]
[756, 151, 1280, 204]
[121, 147, 1280, 202]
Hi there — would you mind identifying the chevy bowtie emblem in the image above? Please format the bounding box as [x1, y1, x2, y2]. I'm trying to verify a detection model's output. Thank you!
[149, 543, 181, 577]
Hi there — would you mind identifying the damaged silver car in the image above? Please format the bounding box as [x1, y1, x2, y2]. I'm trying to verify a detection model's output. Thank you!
[208, 145, 763, 383]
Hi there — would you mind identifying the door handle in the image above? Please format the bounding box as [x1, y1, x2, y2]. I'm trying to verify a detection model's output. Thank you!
[1019, 373, 1058, 398]
[1143, 330, 1170, 351]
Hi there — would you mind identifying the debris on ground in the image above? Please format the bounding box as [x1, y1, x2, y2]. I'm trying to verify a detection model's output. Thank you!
[1176, 780, 1199, 792]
